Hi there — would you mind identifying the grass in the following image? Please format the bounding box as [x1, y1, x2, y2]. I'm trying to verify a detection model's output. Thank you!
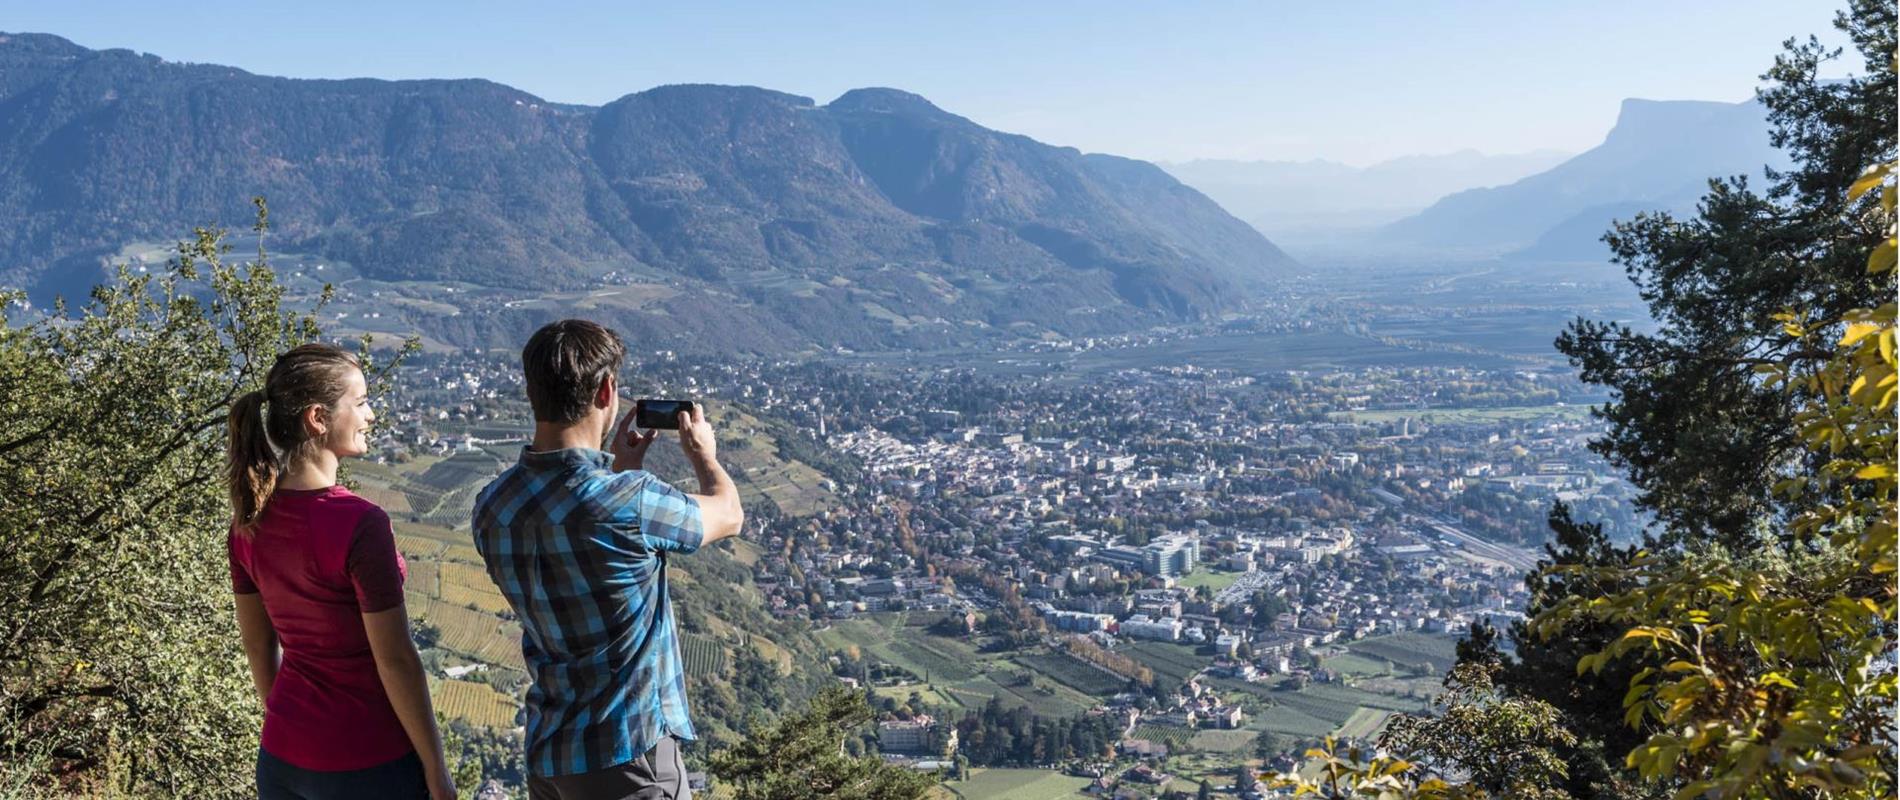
[1189, 728, 1257, 754]
[947, 768, 1090, 800]
[1335, 707, 1396, 740]
[1320, 652, 1394, 676]
[1175, 569, 1245, 593]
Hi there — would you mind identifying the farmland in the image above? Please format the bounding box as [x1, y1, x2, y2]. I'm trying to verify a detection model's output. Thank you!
[1346, 632, 1460, 672]
[946, 768, 1091, 800]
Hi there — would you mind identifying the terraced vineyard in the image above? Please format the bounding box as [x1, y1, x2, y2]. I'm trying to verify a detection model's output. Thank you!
[433, 678, 519, 729]
[682, 632, 730, 677]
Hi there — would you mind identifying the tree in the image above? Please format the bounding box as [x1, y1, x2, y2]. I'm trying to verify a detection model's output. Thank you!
[1198, 778, 1213, 800]
[1533, 146, 1896, 797]
[1456, 505, 1663, 800]
[1554, 0, 1895, 546]
[0, 203, 411, 796]
[1279, 4, 1897, 797]
[1253, 728, 1285, 760]
[1376, 662, 1577, 799]
[707, 685, 937, 800]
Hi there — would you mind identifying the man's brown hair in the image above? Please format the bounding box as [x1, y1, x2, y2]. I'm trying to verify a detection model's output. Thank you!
[522, 319, 627, 424]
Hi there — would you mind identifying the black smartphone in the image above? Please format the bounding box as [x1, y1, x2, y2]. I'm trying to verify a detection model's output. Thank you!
[633, 399, 695, 430]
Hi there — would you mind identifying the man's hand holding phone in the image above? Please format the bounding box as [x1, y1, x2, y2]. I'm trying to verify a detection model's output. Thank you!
[677, 403, 717, 467]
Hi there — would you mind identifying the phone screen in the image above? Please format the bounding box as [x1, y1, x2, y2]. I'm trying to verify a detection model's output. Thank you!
[635, 399, 692, 430]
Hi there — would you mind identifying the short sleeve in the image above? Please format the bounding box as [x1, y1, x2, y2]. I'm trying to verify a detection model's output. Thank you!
[227, 527, 258, 594]
[345, 509, 407, 613]
[625, 474, 705, 554]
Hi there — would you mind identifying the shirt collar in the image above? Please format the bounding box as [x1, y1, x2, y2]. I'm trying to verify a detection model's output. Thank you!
[518, 446, 611, 471]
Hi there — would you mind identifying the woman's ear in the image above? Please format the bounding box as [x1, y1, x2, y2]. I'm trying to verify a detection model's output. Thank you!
[302, 404, 329, 438]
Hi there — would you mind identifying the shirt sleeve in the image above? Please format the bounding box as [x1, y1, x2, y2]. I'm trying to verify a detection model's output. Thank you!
[345, 508, 408, 613]
[625, 473, 705, 554]
[227, 527, 258, 594]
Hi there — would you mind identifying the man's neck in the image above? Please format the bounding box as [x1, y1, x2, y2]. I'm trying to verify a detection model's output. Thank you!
[531, 420, 603, 454]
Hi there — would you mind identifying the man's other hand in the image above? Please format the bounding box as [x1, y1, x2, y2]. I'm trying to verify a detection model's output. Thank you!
[610, 406, 659, 472]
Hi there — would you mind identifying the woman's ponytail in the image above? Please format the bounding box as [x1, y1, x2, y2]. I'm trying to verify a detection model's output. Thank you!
[227, 389, 278, 530]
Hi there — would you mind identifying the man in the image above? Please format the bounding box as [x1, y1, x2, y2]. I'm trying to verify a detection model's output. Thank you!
[473, 319, 744, 800]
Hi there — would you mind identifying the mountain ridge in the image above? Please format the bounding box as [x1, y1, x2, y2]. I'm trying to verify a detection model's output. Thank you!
[0, 32, 1296, 352]
[1381, 97, 1788, 259]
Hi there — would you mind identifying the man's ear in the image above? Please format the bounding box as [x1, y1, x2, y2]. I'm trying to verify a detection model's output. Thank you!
[595, 375, 616, 409]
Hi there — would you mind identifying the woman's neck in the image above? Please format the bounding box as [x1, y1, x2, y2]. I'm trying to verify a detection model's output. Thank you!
[279, 450, 341, 490]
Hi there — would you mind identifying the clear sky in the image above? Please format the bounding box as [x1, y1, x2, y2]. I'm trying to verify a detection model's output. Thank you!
[0, 0, 1853, 165]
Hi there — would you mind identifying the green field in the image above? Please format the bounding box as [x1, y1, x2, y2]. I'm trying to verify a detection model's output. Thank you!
[1320, 652, 1395, 676]
[1175, 569, 1244, 593]
[1335, 707, 1396, 740]
[1346, 633, 1459, 671]
[1189, 728, 1258, 754]
[818, 614, 1101, 717]
[947, 768, 1090, 800]
[1121, 641, 1212, 687]
[1128, 725, 1197, 749]
[1012, 652, 1131, 695]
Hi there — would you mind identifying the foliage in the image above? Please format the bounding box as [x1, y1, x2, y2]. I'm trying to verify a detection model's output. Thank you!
[1376, 662, 1577, 798]
[1530, 148, 1896, 798]
[1266, 738, 1481, 800]
[705, 685, 937, 800]
[0, 203, 410, 796]
[1554, 0, 1895, 546]
[1456, 505, 1665, 799]
[1279, 5, 1896, 798]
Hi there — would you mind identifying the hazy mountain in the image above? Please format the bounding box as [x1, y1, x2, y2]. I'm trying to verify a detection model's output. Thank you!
[1382, 98, 1788, 260]
[1161, 150, 1571, 237]
[0, 33, 1296, 351]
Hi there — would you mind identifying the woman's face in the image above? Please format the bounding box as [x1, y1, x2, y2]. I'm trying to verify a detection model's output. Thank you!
[320, 369, 375, 458]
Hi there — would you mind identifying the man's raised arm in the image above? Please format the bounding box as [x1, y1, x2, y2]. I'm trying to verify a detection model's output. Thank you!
[677, 404, 744, 545]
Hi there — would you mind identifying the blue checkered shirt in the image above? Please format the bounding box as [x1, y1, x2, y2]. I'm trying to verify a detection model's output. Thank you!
[472, 447, 703, 777]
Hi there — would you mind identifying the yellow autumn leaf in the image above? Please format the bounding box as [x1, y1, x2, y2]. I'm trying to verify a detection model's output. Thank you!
[1842, 322, 1881, 346]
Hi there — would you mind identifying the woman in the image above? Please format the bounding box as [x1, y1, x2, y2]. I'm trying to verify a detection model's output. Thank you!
[226, 344, 455, 800]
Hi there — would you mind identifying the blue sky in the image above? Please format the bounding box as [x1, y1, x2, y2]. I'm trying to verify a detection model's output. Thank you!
[1, 1, 1852, 165]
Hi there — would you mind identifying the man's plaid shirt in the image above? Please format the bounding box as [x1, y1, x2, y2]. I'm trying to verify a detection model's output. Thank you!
[472, 447, 703, 777]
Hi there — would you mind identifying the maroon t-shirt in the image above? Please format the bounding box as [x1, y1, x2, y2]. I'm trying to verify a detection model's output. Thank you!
[228, 485, 412, 771]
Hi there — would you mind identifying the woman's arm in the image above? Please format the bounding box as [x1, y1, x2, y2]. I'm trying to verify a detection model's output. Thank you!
[233, 592, 279, 704]
[363, 605, 456, 800]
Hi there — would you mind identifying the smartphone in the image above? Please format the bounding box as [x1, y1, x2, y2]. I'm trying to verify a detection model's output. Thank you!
[633, 398, 695, 430]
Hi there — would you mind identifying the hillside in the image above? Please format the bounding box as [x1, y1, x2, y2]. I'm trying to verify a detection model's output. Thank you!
[0, 33, 1297, 352]
[1381, 98, 1788, 259]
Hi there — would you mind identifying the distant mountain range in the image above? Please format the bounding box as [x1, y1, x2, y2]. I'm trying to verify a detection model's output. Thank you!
[1382, 98, 1788, 261]
[0, 32, 1297, 351]
[1162, 150, 1571, 237]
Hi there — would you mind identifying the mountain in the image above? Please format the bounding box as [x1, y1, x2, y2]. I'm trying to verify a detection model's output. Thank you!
[1382, 98, 1788, 260]
[0, 33, 1296, 351]
[1161, 150, 1571, 237]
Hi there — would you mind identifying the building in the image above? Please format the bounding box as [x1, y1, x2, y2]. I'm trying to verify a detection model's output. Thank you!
[1141, 535, 1199, 578]
[879, 716, 956, 756]
[1119, 614, 1184, 642]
